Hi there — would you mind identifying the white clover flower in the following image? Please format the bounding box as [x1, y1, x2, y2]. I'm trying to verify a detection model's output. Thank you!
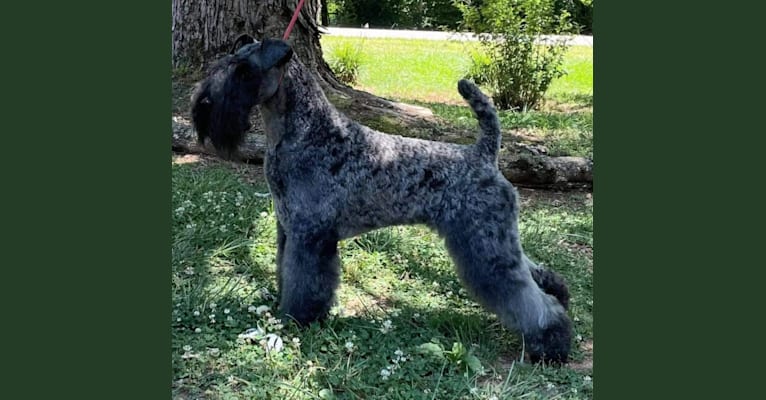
[182, 345, 192, 352]
[584, 376, 592, 383]
[264, 333, 284, 353]
[380, 319, 393, 333]
[255, 305, 271, 316]
[176, 318, 181, 322]
[345, 341, 355, 352]
[195, 328, 202, 333]
[380, 368, 391, 380]
[259, 211, 268, 218]
[193, 311, 200, 316]
[223, 308, 230, 314]
[488, 396, 498, 400]
[394, 349, 403, 357]
[210, 302, 217, 309]
[413, 313, 420, 319]
[209, 314, 216, 319]
[248, 305, 257, 313]
[546, 382, 555, 390]
[292, 337, 301, 347]
[184, 267, 195, 276]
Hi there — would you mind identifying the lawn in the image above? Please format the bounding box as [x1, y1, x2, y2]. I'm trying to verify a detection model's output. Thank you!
[172, 37, 593, 400]
[321, 37, 593, 158]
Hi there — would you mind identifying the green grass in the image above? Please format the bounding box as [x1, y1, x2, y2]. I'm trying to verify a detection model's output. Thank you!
[172, 159, 593, 399]
[321, 37, 593, 158]
[322, 38, 475, 104]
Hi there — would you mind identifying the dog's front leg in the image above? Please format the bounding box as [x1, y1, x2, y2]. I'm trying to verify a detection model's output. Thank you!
[278, 231, 340, 326]
[275, 221, 287, 298]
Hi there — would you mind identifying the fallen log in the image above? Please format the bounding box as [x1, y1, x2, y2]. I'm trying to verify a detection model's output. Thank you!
[172, 115, 592, 190]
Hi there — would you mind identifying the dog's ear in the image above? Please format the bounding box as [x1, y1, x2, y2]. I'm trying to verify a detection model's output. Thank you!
[259, 38, 293, 70]
[230, 34, 256, 54]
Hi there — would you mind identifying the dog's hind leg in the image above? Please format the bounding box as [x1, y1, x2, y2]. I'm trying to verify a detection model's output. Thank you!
[277, 231, 341, 326]
[525, 254, 570, 310]
[441, 199, 572, 363]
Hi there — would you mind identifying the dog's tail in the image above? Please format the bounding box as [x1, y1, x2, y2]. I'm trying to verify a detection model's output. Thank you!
[458, 79, 501, 159]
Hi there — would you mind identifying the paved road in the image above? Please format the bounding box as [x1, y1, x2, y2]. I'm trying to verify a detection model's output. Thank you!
[324, 27, 593, 46]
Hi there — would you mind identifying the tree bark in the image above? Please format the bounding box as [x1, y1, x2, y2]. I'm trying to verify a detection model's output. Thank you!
[173, 0, 324, 68]
[320, 0, 330, 26]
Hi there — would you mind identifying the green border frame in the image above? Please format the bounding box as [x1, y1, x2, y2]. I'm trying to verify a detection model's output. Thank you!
[4, 2, 170, 398]
[595, 1, 763, 398]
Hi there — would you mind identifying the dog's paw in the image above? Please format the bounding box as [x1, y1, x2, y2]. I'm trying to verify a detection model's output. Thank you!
[525, 315, 573, 364]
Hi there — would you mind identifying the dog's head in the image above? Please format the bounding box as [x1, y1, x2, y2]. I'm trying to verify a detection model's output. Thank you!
[191, 34, 293, 158]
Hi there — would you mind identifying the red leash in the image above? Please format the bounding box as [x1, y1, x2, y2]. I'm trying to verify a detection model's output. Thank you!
[283, 0, 306, 40]
[278, 0, 306, 86]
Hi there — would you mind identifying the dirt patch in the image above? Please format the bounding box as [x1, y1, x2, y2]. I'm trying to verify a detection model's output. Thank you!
[341, 292, 395, 317]
[569, 340, 593, 372]
[518, 188, 592, 207]
[172, 151, 266, 184]
[172, 154, 204, 165]
[560, 240, 594, 262]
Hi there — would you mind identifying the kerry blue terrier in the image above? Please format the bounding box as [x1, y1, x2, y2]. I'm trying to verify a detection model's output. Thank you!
[191, 35, 573, 362]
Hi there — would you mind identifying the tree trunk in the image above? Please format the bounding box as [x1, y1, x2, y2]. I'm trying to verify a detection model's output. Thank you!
[173, 0, 325, 68]
[320, 0, 330, 26]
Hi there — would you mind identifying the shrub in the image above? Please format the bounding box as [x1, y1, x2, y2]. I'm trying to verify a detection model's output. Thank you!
[458, 0, 574, 111]
[327, 41, 364, 85]
[465, 49, 493, 86]
[555, 0, 593, 33]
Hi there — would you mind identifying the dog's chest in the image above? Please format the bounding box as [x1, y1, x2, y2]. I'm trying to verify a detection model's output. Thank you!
[264, 151, 286, 198]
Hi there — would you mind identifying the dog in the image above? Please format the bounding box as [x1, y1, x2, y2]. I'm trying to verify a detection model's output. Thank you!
[191, 35, 572, 363]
